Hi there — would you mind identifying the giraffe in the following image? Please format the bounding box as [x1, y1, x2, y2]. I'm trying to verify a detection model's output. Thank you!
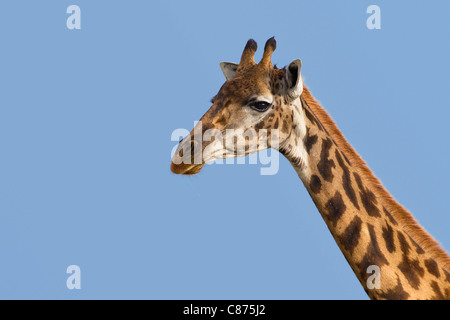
[170, 38, 450, 300]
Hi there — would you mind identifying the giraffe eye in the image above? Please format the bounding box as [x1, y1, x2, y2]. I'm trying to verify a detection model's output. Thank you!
[249, 101, 271, 112]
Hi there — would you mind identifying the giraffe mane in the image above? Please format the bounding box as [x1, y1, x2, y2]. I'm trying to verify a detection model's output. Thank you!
[301, 84, 450, 271]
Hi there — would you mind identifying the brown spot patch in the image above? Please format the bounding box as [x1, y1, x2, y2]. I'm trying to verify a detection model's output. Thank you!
[379, 277, 410, 300]
[445, 269, 450, 283]
[303, 103, 320, 127]
[335, 150, 359, 210]
[424, 259, 440, 278]
[317, 138, 336, 182]
[408, 235, 425, 255]
[382, 222, 396, 253]
[282, 119, 290, 133]
[357, 224, 389, 281]
[397, 232, 425, 290]
[273, 117, 279, 129]
[383, 207, 398, 226]
[339, 215, 363, 255]
[273, 117, 278, 129]
[360, 190, 380, 217]
[342, 153, 351, 165]
[353, 172, 381, 217]
[430, 281, 446, 300]
[309, 175, 322, 194]
[324, 191, 346, 227]
[255, 120, 265, 130]
[303, 128, 318, 154]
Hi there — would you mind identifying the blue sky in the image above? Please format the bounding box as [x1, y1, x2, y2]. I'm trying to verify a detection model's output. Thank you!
[0, 1, 449, 299]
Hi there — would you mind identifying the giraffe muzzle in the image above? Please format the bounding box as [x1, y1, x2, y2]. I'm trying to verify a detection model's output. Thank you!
[170, 136, 205, 175]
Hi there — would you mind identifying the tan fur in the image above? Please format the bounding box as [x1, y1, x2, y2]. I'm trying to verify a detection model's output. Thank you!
[301, 85, 450, 272]
[171, 38, 450, 299]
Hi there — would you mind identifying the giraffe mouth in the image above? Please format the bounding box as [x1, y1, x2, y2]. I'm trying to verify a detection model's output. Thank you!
[170, 162, 205, 175]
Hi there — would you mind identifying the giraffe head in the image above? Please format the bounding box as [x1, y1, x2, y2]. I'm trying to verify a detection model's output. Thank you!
[171, 37, 305, 175]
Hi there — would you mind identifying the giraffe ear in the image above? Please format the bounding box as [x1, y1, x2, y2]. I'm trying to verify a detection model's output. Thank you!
[285, 59, 303, 100]
[220, 62, 239, 81]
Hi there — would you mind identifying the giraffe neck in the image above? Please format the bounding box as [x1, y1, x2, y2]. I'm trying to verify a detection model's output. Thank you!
[280, 87, 450, 300]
